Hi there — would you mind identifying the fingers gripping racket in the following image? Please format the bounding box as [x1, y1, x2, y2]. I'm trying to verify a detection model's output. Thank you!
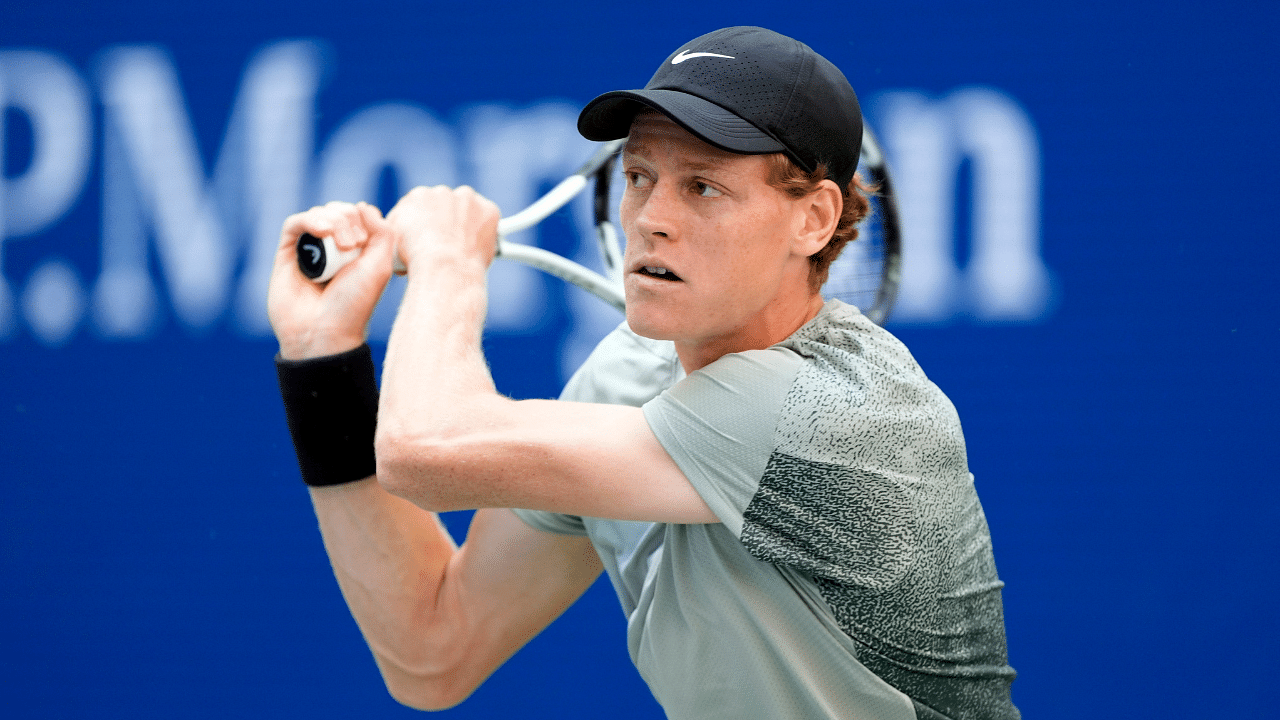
[296, 138, 628, 311]
[297, 122, 901, 325]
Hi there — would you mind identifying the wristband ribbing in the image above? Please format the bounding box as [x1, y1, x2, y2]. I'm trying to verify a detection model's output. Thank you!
[275, 344, 379, 487]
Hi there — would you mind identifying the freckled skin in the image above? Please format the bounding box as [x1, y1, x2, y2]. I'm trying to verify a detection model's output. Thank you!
[620, 113, 830, 373]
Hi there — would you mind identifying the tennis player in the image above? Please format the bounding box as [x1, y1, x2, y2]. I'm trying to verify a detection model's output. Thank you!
[270, 26, 1018, 720]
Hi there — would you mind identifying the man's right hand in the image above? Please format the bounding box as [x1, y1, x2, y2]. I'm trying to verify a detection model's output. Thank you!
[268, 201, 394, 361]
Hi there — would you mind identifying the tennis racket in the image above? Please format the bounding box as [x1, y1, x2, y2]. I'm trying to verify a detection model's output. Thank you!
[297, 123, 901, 324]
[830, 124, 901, 325]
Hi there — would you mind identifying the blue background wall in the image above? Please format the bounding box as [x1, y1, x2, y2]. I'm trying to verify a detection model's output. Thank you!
[2, 2, 1277, 718]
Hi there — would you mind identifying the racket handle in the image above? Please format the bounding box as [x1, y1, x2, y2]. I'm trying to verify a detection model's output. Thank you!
[297, 233, 405, 283]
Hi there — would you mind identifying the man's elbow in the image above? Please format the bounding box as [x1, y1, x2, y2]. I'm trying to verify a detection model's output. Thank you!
[374, 427, 462, 512]
[378, 657, 481, 711]
[384, 675, 473, 712]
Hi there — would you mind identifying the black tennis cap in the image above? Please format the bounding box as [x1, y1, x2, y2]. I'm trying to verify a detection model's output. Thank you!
[578, 26, 863, 187]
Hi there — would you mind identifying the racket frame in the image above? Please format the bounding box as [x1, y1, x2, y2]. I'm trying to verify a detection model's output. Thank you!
[853, 125, 902, 326]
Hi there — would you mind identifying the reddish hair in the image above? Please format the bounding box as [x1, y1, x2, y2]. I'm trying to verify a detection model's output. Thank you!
[765, 154, 876, 292]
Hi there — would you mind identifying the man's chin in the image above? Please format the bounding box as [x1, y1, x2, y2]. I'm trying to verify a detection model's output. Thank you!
[624, 309, 681, 342]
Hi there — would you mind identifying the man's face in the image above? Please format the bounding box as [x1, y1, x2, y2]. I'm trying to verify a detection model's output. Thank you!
[620, 113, 816, 355]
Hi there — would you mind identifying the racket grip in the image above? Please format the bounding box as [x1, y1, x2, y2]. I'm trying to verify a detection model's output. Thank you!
[297, 233, 357, 283]
[297, 233, 405, 283]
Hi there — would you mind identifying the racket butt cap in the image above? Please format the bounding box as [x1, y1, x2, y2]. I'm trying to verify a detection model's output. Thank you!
[297, 233, 359, 283]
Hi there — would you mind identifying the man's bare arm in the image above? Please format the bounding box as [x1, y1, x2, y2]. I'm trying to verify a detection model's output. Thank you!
[310, 481, 602, 710]
[268, 201, 603, 709]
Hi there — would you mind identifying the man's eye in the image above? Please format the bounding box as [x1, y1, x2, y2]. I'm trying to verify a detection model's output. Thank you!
[694, 182, 722, 198]
[627, 172, 651, 189]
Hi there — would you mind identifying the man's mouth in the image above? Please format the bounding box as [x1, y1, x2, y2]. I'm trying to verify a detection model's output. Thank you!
[638, 266, 682, 281]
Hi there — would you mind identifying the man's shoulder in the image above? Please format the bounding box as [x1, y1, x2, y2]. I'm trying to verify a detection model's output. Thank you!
[770, 300, 965, 469]
[780, 300, 924, 379]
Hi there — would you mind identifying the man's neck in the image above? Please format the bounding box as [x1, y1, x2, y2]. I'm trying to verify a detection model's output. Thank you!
[674, 292, 825, 373]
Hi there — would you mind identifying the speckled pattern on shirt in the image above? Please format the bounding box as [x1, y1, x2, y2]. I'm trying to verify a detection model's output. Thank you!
[741, 302, 1019, 720]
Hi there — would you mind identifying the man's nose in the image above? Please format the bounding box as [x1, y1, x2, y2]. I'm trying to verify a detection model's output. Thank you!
[633, 181, 679, 242]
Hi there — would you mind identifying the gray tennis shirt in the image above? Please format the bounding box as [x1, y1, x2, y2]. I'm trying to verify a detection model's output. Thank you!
[514, 301, 1018, 720]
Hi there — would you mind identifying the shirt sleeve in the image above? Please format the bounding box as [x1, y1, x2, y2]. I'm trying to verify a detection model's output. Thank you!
[641, 346, 802, 536]
[511, 507, 589, 536]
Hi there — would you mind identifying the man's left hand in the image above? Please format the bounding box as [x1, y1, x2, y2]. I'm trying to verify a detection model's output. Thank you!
[385, 185, 501, 276]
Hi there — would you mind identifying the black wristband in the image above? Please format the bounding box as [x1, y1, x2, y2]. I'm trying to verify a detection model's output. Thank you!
[275, 344, 379, 487]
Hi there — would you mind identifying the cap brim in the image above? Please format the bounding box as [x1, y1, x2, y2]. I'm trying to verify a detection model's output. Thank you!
[578, 89, 787, 155]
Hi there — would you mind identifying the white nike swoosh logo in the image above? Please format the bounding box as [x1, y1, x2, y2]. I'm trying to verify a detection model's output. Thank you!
[671, 50, 736, 65]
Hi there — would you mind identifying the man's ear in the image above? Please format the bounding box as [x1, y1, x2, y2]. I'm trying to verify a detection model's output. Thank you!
[792, 179, 842, 257]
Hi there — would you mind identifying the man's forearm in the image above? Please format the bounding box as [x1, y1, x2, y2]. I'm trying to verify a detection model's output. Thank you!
[308, 479, 471, 709]
[375, 237, 502, 505]
[309, 480, 607, 711]
[383, 237, 493, 396]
